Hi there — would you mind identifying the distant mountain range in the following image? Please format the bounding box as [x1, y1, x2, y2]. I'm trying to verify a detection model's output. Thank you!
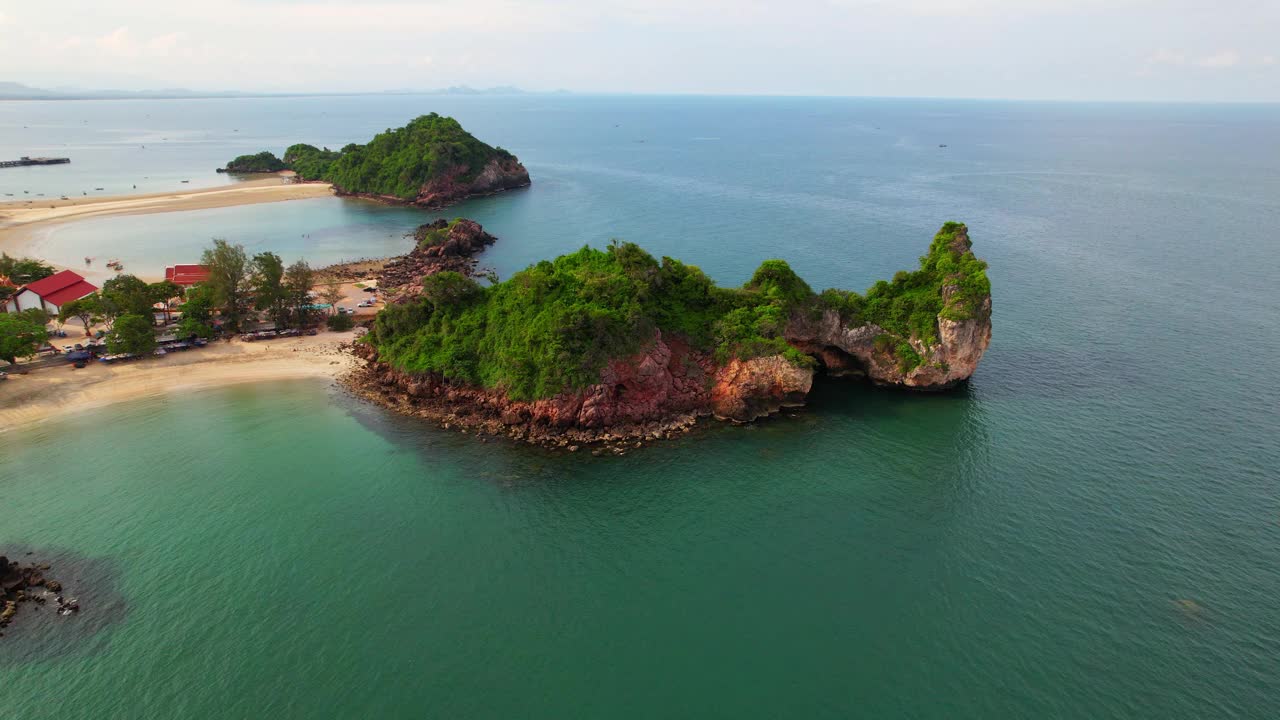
[0, 82, 567, 101]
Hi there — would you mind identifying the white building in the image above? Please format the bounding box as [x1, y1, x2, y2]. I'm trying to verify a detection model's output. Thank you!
[2, 270, 98, 316]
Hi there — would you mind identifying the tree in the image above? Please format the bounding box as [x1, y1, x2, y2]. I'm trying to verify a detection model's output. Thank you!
[283, 260, 315, 328]
[0, 254, 55, 285]
[318, 284, 345, 316]
[102, 274, 155, 319]
[251, 252, 288, 327]
[148, 281, 184, 324]
[201, 239, 251, 332]
[178, 284, 216, 338]
[58, 296, 102, 337]
[106, 314, 156, 355]
[0, 312, 49, 364]
[326, 313, 354, 331]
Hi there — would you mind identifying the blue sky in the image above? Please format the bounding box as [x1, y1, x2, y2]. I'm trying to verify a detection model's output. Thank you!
[2, 0, 1276, 101]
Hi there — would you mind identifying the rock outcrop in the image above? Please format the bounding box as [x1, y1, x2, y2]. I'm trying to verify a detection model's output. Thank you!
[378, 218, 497, 300]
[351, 331, 723, 447]
[785, 226, 992, 389]
[0, 555, 79, 636]
[412, 157, 530, 209]
[710, 356, 814, 421]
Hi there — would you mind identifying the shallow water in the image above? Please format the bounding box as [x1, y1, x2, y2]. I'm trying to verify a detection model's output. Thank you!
[1, 96, 1279, 718]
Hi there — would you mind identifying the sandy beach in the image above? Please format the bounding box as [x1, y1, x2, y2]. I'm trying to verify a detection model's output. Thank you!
[0, 177, 334, 275]
[0, 333, 357, 432]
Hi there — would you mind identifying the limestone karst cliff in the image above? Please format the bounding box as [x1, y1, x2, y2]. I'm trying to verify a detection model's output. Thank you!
[347, 221, 992, 444]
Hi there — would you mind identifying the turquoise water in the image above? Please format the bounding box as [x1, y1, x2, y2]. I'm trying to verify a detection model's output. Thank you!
[2, 96, 1280, 718]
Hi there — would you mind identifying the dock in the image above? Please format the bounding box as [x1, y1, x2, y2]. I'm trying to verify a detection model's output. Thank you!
[0, 156, 71, 169]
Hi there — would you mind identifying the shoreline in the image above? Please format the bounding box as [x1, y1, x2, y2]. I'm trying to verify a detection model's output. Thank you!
[0, 177, 335, 280]
[0, 334, 356, 433]
[340, 363, 703, 453]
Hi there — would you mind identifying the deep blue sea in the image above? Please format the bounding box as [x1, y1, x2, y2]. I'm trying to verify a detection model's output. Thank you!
[1, 95, 1279, 719]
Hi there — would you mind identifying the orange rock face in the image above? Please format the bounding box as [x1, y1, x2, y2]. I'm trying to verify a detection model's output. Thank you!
[710, 356, 814, 422]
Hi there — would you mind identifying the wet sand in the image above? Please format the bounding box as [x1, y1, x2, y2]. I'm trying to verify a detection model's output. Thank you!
[0, 333, 357, 433]
[0, 177, 334, 278]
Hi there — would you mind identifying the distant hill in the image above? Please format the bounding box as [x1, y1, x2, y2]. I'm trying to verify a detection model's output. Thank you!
[0, 82, 59, 99]
[0, 82, 566, 101]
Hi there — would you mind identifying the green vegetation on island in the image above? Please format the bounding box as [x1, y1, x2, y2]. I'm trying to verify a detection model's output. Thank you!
[221, 151, 288, 174]
[368, 222, 989, 400]
[226, 114, 528, 204]
[817, 221, 990, 370]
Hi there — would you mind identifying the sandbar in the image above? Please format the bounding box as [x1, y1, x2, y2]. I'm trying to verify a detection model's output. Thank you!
[0, 177, 334, 269]
[0, 333, 357, 433]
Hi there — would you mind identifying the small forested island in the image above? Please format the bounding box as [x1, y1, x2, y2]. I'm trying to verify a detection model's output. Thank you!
[218, 151, 288, 174]
[220, 114, 530, 208]
[347, 222, 992, 446]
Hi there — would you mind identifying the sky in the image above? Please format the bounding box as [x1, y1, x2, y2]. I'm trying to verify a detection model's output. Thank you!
[1, 0, 1277, 101]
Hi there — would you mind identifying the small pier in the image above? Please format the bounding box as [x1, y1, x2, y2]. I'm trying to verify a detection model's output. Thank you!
[0, 156, 71, 169]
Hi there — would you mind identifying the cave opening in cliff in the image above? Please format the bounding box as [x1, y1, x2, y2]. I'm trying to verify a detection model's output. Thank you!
[808, 345, 868, 380]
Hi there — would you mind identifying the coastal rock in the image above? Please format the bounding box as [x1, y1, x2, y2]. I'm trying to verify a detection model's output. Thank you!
[379, 218, 497, 299]
[351, 331, 743, 445]
[784, 225, 992, 389]
[0, 556, 75, 633]
[710, 356, 814, 422]
[414, 157, 530, 209]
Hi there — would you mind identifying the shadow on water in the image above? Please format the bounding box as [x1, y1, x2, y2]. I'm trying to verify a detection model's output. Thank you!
[0, 545, 127, 667]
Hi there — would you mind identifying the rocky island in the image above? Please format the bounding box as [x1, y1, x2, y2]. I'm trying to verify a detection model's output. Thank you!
[220, 114, 530, 208]
[347, 221, 992, 446]
[1, 555, 79, 636]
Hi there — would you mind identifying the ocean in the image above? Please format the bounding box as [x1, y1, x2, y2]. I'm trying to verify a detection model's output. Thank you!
[1, 95, 1279, 719]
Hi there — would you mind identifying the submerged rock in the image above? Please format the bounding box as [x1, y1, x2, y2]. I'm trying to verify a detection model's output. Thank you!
[0, 556, 78, 634]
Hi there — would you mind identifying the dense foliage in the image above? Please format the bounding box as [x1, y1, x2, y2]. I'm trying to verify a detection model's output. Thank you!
[283, 144, 341, 179]
[107, 314, 157, 355]
[233, 114, 516, 201]
[326, 313, 355, 332]
[369, 242, 815, 400]
[201, 239, 252, 332]
[0, 253, 55, 286]
[223, 151, 286, 173]
[0, 309, 50, 364]
[817, 222, 989, 369]
[177, 285, 216, 338]
[368, 222, 989, 398]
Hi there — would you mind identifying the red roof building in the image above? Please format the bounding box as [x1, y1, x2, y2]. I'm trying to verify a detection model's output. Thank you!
[3, 270, 98, 315]
[165, 264, 211, 287]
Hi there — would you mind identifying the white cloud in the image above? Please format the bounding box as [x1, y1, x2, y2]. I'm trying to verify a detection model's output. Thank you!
[95, 27, 137, 56]
[2, 0, 1278, 100]
[1145, 49, 1186, 66]
[1195, 50, 1240, 68]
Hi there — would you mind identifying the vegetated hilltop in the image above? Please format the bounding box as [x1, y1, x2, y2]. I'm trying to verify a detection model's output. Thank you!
[220, 114, 530, 207]
[351, 222, 992, 444]
[219, 151, 287, 174]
